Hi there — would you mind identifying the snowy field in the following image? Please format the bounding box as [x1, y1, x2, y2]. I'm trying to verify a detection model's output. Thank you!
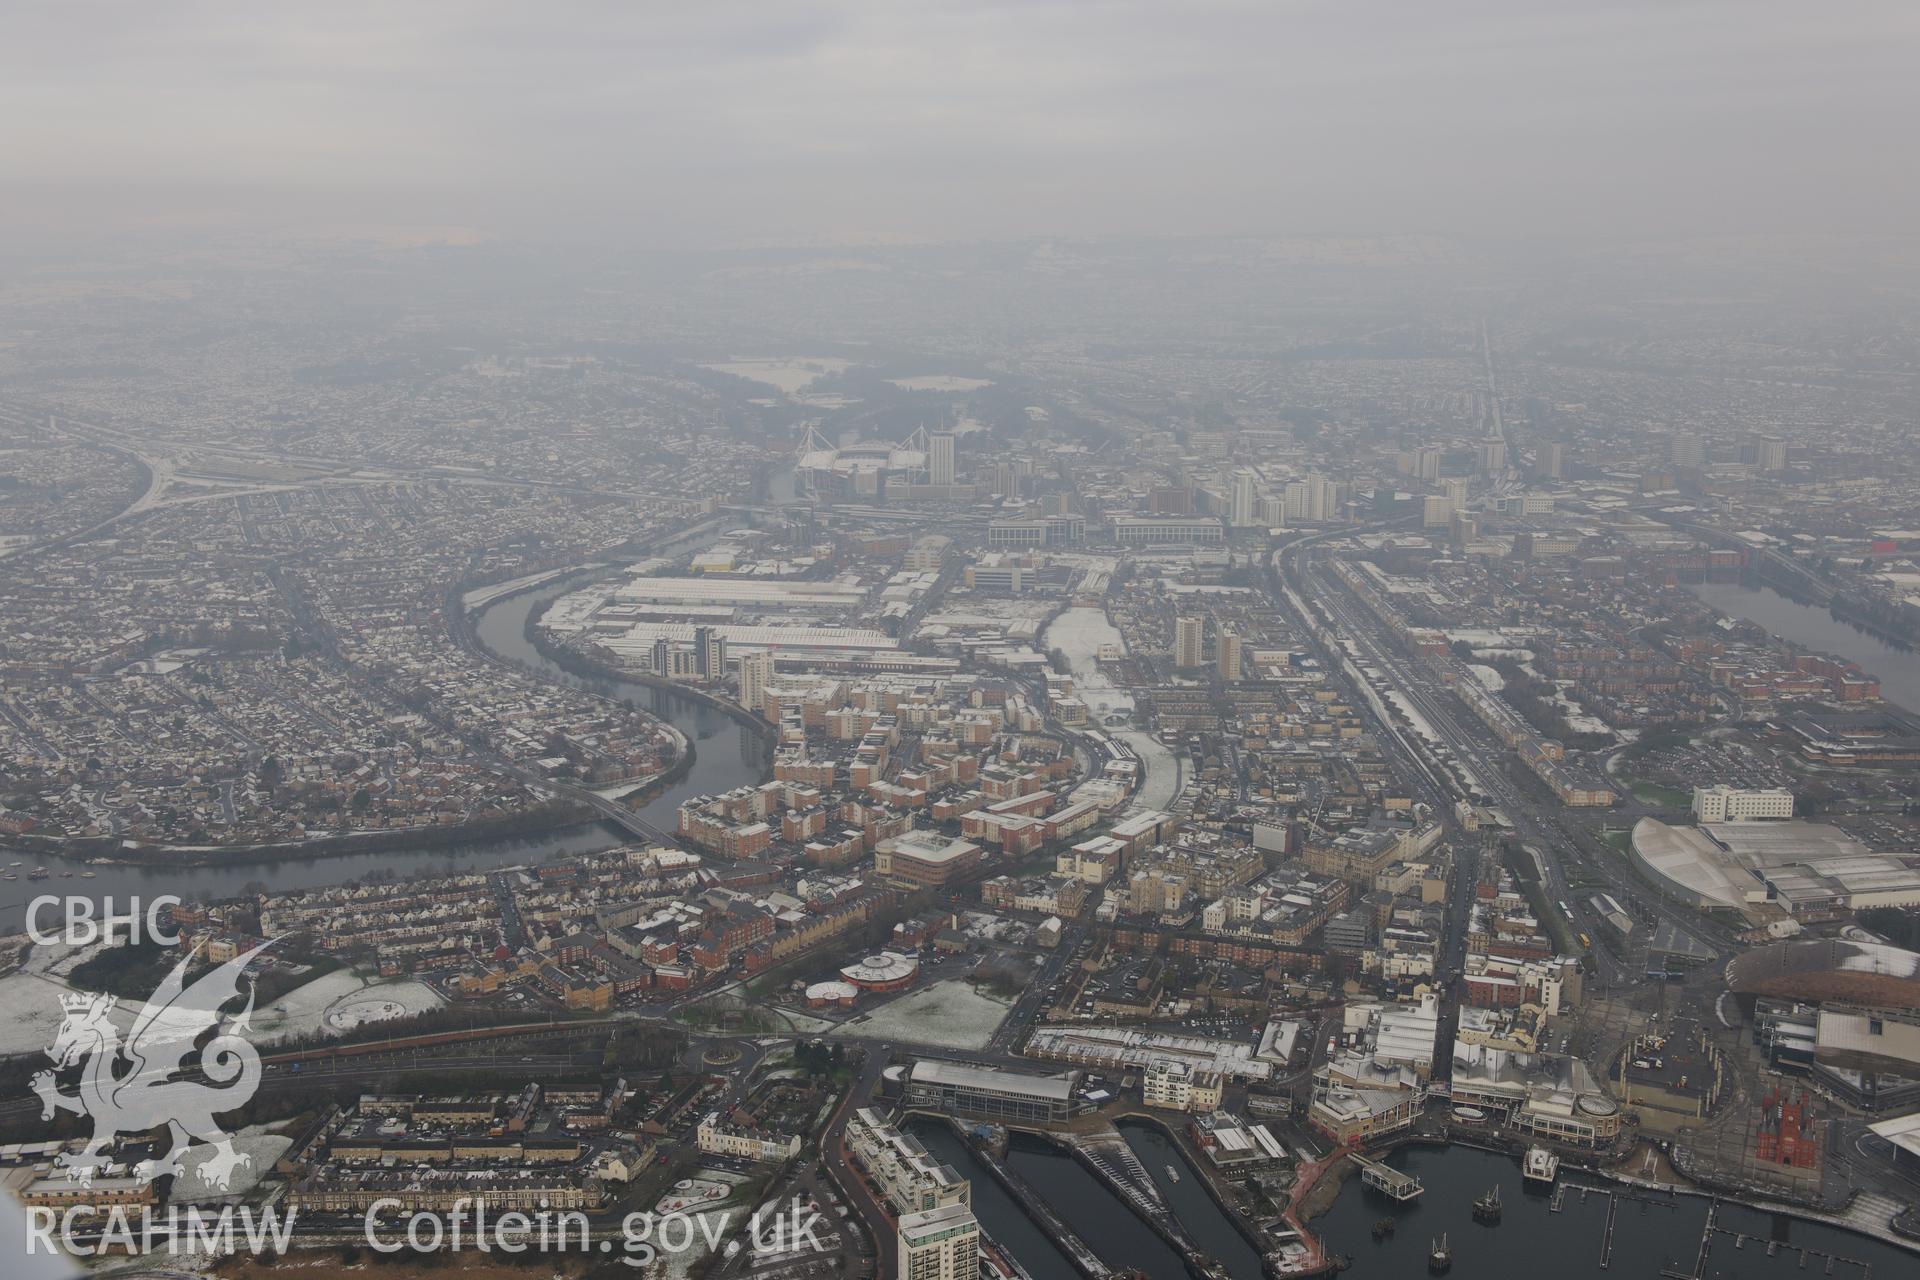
[0, 947, 446, 1057]
[657, 1176, 734, 1214]
[171, 1126, 294, 1203]
[1041, 605, 1186, 808]
[840, 979, 1011, 1050]
[252, 969, 444, 1042]
[887, 375, 993, 392]
[1042, 606, 1133, 713]
[326, 997, 411, 1032]
[698, 357, 852, 396]
[0, 939, 152, 1057]
[656, 1169, 757, 1280]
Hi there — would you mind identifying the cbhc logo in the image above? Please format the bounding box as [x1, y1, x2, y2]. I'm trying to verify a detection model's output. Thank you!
[27, 895, 181, 946]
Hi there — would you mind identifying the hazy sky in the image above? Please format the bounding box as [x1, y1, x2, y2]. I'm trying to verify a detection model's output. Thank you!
[5, 0, 1917, 249]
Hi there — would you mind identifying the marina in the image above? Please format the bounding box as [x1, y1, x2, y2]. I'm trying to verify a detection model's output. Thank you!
[1315, 1145, 1908, 1279]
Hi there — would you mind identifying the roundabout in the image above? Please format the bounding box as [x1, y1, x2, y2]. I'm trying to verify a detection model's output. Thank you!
[702, 1042, 746, 1067]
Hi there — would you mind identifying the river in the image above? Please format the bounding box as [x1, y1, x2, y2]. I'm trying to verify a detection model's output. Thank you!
[0, 552, 768, 935]
[0, 822, 622, 936]
[470, 573, 769, 827]
[1691, 580, 1920, 714]
[1313, 1144, 1910, 1278]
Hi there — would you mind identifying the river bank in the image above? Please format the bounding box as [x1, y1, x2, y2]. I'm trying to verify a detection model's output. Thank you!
[468, 565, 773, 830]
[1690, 579, 1920, 713]
[523, 590, 773, 747]
[1, 802, 602, 869]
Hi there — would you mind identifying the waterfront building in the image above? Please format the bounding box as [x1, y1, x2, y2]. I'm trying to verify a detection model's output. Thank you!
[846, 1107, 972, 1216]
[904, 1060, 1078, 1126]
[898, 1202, 980, 1280]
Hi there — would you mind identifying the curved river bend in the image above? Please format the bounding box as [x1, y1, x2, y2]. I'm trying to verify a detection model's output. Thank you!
[0, 568, 766, 933]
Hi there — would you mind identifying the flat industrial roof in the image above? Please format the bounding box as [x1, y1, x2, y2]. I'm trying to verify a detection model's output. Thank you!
[1630, 818, 1761, 910]
[1868, 1110, 1920, 1159]
[909, 1059, 1076, 1101]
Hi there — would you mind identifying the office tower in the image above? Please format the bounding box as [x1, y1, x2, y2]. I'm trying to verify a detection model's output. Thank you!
[737, 651, 773, 717]
[897, 1204, 979, 1280]
[1283, 473, 1342, 523]
[1317, 475, 1346, 523]
[1536, 441, 1564, 480]
[1450, 509, 1480, 550]
[1423, 495, 1456, 528]
[929, 431, 955, 487]
[1442, 476, 1470, 506]
[1151, 485, 1195, 515]
[1175, 616, 1205, 669]
[1216, 627, 1242, 681]
[1478, 439, 1507, 473]
[1671, 433, 1705, 468]
[1283, 479, 1308, 522]
[1416, 445, 1442, 481]
[1230, 468, 1256, 527]
[651, 636, 670, 676]
[1758, 437, 1787, 473]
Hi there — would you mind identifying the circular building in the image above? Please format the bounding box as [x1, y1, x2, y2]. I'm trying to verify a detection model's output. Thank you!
[1577, 1093, 1620, 1121]
[1726, 938, 1920, 1010]
[1629, 817, 1753, 912]
[840, 951, 919, 994]
[804, 980, 860, 1009]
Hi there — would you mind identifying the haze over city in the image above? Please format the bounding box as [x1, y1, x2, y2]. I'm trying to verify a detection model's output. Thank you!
[2, 6, 1920, 1280]
[4, 1, 1920, 248]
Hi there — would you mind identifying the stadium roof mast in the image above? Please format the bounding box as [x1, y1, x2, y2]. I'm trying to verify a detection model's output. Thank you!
[799, 421, 834, 454]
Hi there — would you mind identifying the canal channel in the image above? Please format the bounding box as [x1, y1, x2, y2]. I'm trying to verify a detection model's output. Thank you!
[904, 1116, 1267, 1280]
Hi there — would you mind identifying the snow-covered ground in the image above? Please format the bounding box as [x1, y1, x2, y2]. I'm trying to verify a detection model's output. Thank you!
[840, 979, 1012, 1050]
[0, 943, 444, 1056]
[171, 1125, 294, 1203]
[657, 1176, 735, 1214]
[1043, 606, 1133, 714]
[460, 565, 587, 610]
[0, 964, 139, 1058]
[1383, 689, 1444, 747]
[1043, 605, 1186, 810]
[886, 375, 993, 392]
[656, 1169, 757, 1280]
[1467, 663, 1503, 691]
[698, 357, 853, 396]
[252, 969, 444, 1042]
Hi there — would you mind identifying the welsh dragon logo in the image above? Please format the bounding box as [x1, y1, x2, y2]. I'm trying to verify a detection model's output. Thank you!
[32, 942, 271, 1191]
